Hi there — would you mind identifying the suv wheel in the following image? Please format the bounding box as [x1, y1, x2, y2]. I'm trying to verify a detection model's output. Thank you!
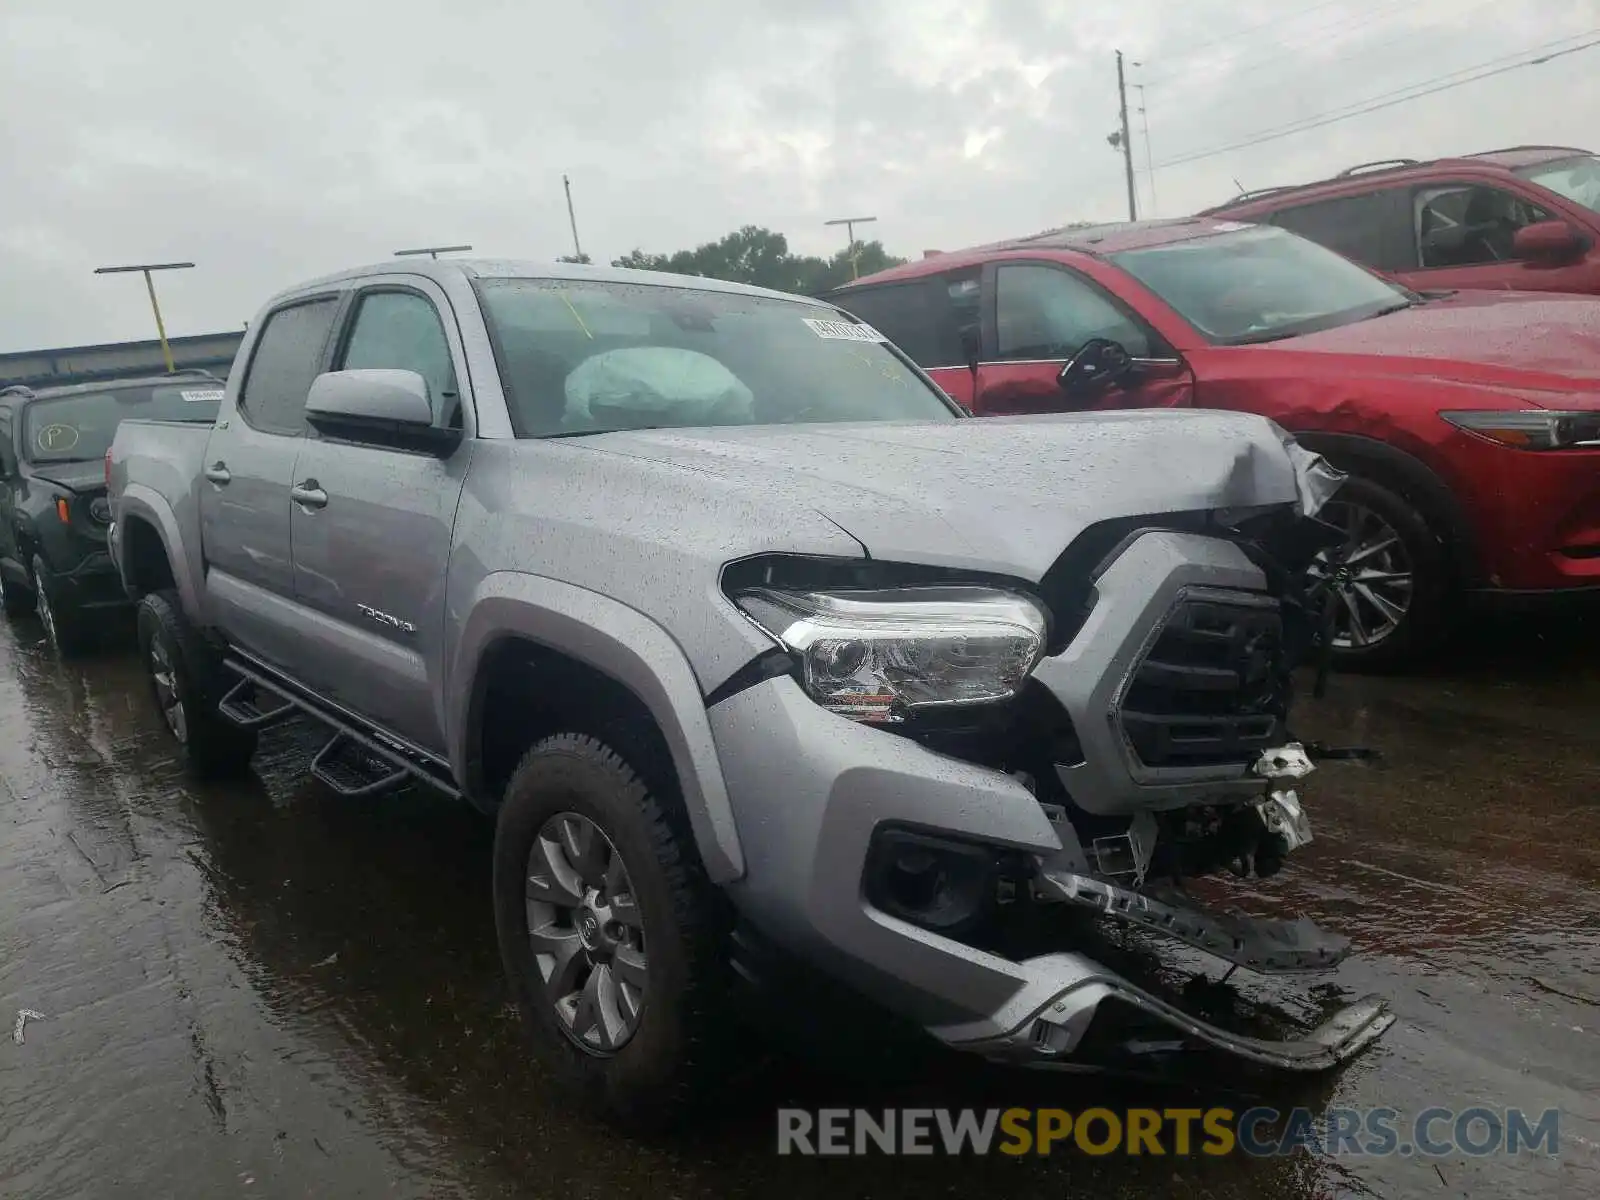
[0, 565, 33, 619]
[136, 590, 258, 778]
[493, 732, 731, 1132]
[32, 555, 88, 656]
[1305, 476, 1449, 670]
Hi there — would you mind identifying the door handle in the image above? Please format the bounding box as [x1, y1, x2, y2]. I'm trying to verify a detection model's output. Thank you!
[203, 462, 231, 485]
[290, 480, 328, 509]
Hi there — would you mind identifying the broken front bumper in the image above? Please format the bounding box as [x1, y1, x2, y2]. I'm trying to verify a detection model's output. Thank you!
[711, 675, 1394, 1077]
[936, 965, 1395, 1074]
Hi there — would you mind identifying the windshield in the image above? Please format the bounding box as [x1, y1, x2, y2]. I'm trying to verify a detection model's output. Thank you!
[22, 383, 224, 463]
[1515, 154, 1600, 214]
[1111, 224, 1411, 345]
[476, 277, 959, 436]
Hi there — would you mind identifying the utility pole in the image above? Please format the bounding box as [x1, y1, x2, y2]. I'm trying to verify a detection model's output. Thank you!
[93, 261, 194, 373]
[563, 174, 584, 261]
[394, 244, 473, 260]
[1115, 51, 1138, 221]
[824, 215, 877, 279]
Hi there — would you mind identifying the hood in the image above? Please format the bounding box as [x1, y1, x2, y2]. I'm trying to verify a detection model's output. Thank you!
[27, 460, 107, 494]
[1259, 291, 1600, 399]
[586, 411, 1314, 580]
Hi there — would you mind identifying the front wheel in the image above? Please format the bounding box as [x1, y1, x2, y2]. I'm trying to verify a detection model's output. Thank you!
[1305, 475, 1452, 671]
[32, 555, 89, 656]
[492, 732, 733, 1132]
[136, 590, 258, 778]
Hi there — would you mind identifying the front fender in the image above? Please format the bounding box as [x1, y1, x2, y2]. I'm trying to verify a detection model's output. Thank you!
[448, 571, 745, 883]
[115, 484, 204, 619]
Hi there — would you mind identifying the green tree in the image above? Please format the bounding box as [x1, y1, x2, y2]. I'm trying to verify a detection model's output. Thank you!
[611, 227, 906, 295]
[556, 252, 592, 264]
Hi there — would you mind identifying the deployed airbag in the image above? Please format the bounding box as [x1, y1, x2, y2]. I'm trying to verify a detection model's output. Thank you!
[563, 347, 754, 428]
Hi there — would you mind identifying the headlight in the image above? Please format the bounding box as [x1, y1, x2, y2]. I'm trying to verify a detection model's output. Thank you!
[1440, 409, 1600, 450]
[734, 585, 1048, 723]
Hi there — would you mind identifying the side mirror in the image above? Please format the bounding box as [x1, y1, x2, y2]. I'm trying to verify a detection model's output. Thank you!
[1512, 220, 1587, 264]
[1057, 338, 1135, 395]
[305, 369, 459, 454]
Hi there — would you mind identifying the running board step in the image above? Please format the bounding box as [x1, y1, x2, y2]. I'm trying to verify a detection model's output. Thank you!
[1036, 869, 1350, 974]
[218, 677, 298, 729]
[310, 733, 410, 798]
[219, 657, 462, 803]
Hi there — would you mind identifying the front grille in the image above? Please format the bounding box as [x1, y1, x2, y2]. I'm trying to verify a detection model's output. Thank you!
[1117, 595, 1288, 769]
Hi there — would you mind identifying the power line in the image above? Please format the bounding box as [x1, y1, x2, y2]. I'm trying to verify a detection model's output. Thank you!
[1148, 0, 1358, 76]
[1145, 0, 1481, 111]
[1144, 1, 1403, 88]
[1155, 32, 1600, 169]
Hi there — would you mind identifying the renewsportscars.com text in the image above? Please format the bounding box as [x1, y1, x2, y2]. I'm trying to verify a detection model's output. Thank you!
[776, 1106, 1561, 1158]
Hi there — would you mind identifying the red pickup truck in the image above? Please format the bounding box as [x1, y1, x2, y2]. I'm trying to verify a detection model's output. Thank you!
[824, 218, 1600, 668]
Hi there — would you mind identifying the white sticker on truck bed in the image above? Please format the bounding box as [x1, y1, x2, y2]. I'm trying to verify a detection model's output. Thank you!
[802, 318, 887, 343]
[181, 389, 225, 403]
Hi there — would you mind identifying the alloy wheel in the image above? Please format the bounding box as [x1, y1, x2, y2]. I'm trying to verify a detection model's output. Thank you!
[149, 635, 188, 742]
[1306, 500, 1415, 649]
[525, 812, 648, 1054]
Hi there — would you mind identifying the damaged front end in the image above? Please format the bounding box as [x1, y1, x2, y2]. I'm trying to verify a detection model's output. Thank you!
[861, 456, 1394, 1074]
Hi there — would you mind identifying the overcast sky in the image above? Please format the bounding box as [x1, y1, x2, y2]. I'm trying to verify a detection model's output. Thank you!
[3, 0, 1598, 352]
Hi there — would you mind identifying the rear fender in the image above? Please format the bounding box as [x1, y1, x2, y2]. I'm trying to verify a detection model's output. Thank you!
[115, 485, 203, 618]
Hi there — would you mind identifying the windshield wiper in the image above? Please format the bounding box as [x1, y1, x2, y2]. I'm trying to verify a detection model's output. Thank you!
[34, 455, 101, 464]
[1361, 299, 1417, 321]
[539, 426, 666, 439]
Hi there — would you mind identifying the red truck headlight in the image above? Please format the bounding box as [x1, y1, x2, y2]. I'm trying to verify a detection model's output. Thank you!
[1440, 410, 1600, 450]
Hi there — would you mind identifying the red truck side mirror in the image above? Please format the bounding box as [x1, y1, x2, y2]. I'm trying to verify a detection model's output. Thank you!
[1512, 220, 1587, 264]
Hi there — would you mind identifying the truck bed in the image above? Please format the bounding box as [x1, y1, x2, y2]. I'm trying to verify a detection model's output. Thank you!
[107, 418, 215, 619]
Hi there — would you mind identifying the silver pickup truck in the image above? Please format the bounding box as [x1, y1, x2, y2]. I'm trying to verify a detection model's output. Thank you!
[106, 258, 1391, 1128]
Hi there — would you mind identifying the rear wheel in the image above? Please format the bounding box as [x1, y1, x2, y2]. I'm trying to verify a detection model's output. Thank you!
[136, 590, 258, 778]
[1305, 475, 1451, 671]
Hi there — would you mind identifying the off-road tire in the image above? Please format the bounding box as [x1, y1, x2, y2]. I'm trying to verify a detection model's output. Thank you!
[136, 589, 258, 778]
[492, 731, 733, 1133]
[1321, 474, 1452, 672]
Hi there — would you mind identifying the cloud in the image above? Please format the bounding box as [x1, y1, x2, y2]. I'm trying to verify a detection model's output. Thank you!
[1, 0, 1596, 350]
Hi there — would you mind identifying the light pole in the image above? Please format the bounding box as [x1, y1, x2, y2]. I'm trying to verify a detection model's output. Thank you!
[563, 175, 585, 261]
[394, 244, 473, 260]
[824, 216, 877, 279]
[93, 261, 194, 373]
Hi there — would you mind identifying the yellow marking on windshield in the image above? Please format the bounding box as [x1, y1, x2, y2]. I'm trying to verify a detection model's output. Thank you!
[558, 291, 594, 339]
[843, 345, 909, 385]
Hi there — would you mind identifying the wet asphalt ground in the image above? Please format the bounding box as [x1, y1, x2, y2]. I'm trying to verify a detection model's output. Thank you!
[1, 609, 1597, 1200]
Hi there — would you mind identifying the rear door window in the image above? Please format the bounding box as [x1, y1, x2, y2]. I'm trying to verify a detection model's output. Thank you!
[830, 273, 980, 369]
[1263, 189, 1411, 270]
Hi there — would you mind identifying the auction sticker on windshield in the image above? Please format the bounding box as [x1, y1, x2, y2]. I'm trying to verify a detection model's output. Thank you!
[803, 318, 887, 342]
[181, 389, 225, 403]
